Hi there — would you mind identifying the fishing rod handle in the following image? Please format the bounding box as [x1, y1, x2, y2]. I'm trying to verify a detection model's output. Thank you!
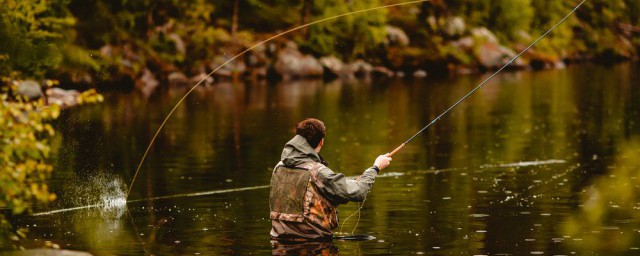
[388, 143, 405, 157]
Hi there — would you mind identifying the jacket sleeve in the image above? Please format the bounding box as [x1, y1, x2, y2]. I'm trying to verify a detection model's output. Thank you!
[315, 167, 378, 204]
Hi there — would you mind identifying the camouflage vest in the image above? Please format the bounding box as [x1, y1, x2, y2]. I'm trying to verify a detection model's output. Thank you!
[269, 162, 339, 231]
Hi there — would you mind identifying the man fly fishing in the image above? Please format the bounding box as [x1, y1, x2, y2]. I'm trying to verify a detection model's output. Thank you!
[269, 118, 391, 241]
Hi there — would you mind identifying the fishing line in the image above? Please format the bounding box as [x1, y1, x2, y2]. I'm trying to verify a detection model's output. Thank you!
[126, 0, 430, 200]
[126, 206, 151, 255]
[338, 195, 367, 235]
[31, 158, 563, 217]
[344, 0, 586, 234]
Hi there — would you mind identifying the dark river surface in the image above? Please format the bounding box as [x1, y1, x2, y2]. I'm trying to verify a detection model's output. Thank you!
[15, 63, 640, 255]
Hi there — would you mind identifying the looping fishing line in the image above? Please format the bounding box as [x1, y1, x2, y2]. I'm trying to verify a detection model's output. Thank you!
[341, 0, 586, 234]
[339, 195, 367, 235]
[126, 0, 430, 200]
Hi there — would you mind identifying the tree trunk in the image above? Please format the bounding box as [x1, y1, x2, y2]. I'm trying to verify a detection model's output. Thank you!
[301, 0, 311, 39]
[232, 0, 239, 45]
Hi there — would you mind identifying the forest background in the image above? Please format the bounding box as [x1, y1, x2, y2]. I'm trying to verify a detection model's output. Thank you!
[1, 0, 639, 249]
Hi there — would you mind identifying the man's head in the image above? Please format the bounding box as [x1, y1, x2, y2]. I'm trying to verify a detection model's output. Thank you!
[296, 118, 325, 152]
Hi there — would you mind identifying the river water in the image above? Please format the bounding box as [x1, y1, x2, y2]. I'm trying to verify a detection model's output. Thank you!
[16, 63, 640, 255]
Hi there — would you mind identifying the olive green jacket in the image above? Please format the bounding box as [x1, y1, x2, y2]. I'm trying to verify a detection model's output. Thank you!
[280, 135, 378, 205]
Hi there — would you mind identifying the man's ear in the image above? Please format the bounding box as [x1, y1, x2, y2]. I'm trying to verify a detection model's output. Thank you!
[319, 138, 324, 147]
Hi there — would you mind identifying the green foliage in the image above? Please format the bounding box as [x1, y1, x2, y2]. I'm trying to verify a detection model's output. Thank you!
[0, 96, 59, 249]
[177, 0, 224, 70]
[303, 0, 388, 60]
[529, 1, 576, 58]
[626, 0, 640, 24]
[563, 139, 640, 253]
[0, 0, 97, 78]
[575, 0, 639, 59]
[243, 0, 304, 32]
[485, 0, 533, 42]
[1, 0, 640, 82]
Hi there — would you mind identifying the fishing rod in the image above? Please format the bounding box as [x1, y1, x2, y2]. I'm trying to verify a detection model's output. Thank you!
[341, 1, 587, 234]
[388, 0, 586, 157]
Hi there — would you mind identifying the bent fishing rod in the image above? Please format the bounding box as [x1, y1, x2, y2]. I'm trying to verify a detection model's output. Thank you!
[388, 0, 586, 157]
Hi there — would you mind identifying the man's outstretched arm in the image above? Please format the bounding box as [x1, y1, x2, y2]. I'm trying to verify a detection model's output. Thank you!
[315, 154, 391, 204]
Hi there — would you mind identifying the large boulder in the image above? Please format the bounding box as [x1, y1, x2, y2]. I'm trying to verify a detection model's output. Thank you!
[348, 59, 373, 77]
[471, 27, 499, 44]
[274, 42, 323, 79]
[210, 54, 247, 78]
[474, 43, 526, 69]
[15, 80, 43, 100]
[319, 56, 347, 78]
[471, 27, 525, 69]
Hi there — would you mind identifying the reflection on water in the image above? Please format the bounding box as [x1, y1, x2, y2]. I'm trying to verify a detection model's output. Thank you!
[271, 240, 338, 255]
[14, 63, 640, 254]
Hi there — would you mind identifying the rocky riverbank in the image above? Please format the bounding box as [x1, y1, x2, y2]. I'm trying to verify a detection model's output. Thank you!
[4, 79, 103, 109]
[97, 19, 640, 95]
[4, 1, 639, 96]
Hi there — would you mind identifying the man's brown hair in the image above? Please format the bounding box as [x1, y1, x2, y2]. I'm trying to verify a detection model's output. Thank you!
[296, 118, 326, 148]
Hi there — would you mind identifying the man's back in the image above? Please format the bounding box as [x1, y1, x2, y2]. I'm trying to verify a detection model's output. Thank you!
[269, 119, 391, 240]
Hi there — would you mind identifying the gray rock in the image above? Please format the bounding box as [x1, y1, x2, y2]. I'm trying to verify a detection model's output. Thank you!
[167, 33, 186, 55]
[210, 55, 247, 78]
[3, 249, 93, 256]
[168, 72, 188, 86]
[470, 27, 526, 69]
[385, 26, 410, 46]
[190, 73, 215, 85]
[474, 42, 526, 69]
[348, 59, 373, 77]
[46, 88, 79, 108]
[136, 68, 159, 96]
[274, 43, 323, 79]
[450, 36, 474, 50]
[471, 27, 498, 45]
[16, 80, 43, 100]
[319, 56, 348, 77]
[99, 45, 113, 58]
[554, 61, 566, 69]
[413, 70, 428, 77]
[372, 66, 394, 77]
[443, 16, 466, 37]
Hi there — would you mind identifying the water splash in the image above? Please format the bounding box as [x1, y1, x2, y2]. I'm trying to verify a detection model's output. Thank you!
[33, 173, 127, 217]
[98, 177, 127, 218]
[481, 159, 566, 168]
